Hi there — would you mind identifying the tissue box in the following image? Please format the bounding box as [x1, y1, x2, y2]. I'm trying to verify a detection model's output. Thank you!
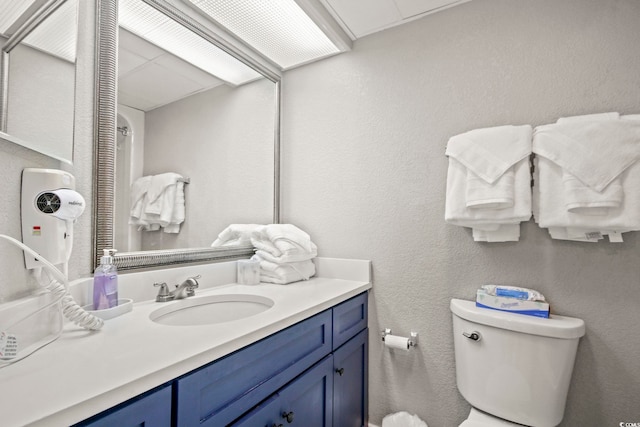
[476, 290, 550, 318]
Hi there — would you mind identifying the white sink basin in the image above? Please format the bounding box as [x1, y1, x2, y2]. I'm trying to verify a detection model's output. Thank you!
[149, 294, 274, 326]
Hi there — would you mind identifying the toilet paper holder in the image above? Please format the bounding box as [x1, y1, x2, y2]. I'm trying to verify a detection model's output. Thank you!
[381, 328, 419, 348]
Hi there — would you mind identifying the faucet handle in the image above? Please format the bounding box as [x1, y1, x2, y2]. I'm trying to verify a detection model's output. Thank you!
[154, 282, 173, 302]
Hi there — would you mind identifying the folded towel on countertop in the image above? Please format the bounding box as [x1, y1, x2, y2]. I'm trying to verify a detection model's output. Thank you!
[211, 224, 263, 247]
[251, 254, 316, 285]
[251, 224, 317, 263]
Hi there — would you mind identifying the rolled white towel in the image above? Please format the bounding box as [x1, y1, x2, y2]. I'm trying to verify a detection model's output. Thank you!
[251, 224, 317, 262]
[251, 255, 316, 285]
[211, 224, 262, 247]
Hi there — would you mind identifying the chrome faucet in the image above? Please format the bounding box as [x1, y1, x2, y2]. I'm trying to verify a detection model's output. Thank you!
[154, 275, 201, 302]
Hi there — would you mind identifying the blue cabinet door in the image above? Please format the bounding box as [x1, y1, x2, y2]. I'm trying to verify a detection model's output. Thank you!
[175, 310, 332, 427]
[333, 328, 368, 427]
[75, 385, 171, 427]
[232, 355, 334, 427]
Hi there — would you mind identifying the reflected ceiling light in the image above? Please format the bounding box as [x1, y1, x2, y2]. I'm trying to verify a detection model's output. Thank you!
[187, 0, 343, 69]
[0, 0, 37, 36]
[119, 0, 262, 86]
[22, 0, 78, 63]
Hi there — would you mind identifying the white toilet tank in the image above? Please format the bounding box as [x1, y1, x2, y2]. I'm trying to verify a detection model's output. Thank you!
[450, 299, 585, 427]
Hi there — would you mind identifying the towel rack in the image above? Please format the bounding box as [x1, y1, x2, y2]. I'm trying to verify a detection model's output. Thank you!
[178, 177, 190, 184]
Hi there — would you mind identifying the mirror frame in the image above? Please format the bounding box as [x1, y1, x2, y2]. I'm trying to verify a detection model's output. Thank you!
[0, 0, 76, 163]
[93, 0, 281, 270]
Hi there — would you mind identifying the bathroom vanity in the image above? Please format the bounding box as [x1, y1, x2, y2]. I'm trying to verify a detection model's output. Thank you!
[0, 258, 371, 427]
[78, 292, 367, 427]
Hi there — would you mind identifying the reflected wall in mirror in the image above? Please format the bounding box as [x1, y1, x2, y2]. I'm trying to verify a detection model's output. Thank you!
[103, 0, 280, 267]
[0, 0, 79, 163]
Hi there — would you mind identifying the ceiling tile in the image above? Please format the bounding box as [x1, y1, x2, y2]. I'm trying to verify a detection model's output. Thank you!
[393, 0, 465, 19]
[323, 0, 402, 38]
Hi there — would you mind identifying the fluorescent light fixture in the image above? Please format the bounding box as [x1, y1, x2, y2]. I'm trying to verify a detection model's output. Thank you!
[0, 0, 37, 36]
[22, 0, 78, 63]
[119, 0, 262, 86]
[187, 0, 342, 69]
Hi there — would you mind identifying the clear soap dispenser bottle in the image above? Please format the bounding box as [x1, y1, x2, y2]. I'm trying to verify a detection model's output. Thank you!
[93, 249, 118, 310]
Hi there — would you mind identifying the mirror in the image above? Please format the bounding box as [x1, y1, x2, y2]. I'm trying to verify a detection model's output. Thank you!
[0, 0, 79, 163]
[94, 0, 281, 270]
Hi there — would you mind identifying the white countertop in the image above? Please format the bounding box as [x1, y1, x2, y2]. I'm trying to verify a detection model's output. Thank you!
[0, 258, 371, 427]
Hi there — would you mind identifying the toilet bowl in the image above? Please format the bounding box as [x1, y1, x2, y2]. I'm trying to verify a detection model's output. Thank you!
[450, 299, 585, 427]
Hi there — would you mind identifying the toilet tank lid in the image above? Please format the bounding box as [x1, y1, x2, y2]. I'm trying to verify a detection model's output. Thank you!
[450, 299, 585, 339]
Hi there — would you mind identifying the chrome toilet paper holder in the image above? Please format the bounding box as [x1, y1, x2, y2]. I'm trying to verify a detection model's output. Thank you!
[381, 328, 419, 348]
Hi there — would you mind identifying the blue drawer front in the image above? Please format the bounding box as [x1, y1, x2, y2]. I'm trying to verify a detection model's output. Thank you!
[75, 385, 172, 427]
[231, 355, 334, 427]
[175, 310, 332, 427]
[333, 292, 368, 350]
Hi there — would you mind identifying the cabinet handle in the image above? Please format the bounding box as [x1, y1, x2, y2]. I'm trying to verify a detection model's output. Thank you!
[282, 411, 294, 423]
[335, 367, 345, 376]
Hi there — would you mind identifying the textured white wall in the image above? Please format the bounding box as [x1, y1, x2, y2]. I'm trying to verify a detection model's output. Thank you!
[281, 0, 640, 425]
[0, 1, 95, 301]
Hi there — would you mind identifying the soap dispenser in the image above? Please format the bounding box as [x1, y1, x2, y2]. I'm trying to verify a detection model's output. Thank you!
[93, 249, 118, 310]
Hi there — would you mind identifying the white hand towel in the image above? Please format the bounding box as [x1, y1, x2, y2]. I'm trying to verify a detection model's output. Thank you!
[141, 184, 176, 228]
[562, 171, 622, 215]
[472, 225, 520, 242]
[145, 173, 182, 215]
[533, 120, 640, 192]
[445, 125, 532, 184]
[260, 224, 314, 254]
[466, 168, 515, 210]
[554, 113, 624, 215]
[251, 255, 316, 285]
[254, 241, 318, 264]
[445, 157, 532, 228]
[163, 181, 185, 234]
[211, 224, 263, 247]
[129, 176, 151, 222]
[556, 112, 619, 123]
[534, 156, 640, 232]
[251, 224, 317, 262]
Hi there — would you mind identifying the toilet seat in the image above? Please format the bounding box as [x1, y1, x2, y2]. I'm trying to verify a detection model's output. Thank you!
[459, 408, 524, 427]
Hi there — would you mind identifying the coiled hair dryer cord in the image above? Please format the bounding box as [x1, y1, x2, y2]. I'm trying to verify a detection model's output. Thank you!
[0, 235, 103, 330]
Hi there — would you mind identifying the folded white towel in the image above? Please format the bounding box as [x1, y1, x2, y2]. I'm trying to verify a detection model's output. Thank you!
[129, 176, 151, 223]
[251, 224, 317, 262]
[145, 172, 182, 216]
[556, 112, 620, 123]
[163, 181, 185, 234]
[445, 157, 532, 229]
[562, 170, 622, 215]
[445, 125, 532, 184]
[211, 224, 263, 247]
[472, 225, 520, 242]
[554, 113, 624, 216]
[466, 168, 515, 210]
[251, 254, 316, 285]
[534, 156, 640, 239]
[445, 125, 532, 241]
[533, 120, 640, 192]
[254, 241, 318, 264]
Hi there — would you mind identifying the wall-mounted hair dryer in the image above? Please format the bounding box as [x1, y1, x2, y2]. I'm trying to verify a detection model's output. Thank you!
[21, 168, 85, 269]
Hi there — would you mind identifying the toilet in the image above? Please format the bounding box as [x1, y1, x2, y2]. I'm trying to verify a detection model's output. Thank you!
[450, 299, 585, 427]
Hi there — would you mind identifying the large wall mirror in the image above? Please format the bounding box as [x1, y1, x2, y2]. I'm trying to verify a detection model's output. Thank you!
[0, 0, 79, 163]
[94, 0, 281, 270]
